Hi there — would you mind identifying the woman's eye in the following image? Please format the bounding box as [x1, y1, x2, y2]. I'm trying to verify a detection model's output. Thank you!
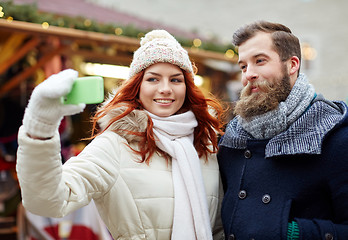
[256, 59, 265, 64]
[171, 78, 183, 83]
[146, 77, 157, 82]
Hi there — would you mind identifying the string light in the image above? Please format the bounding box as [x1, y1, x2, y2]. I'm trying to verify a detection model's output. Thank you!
[0, 6, 4, 18]
[41, 22, 49, 29]
[193, 38, 202, 48]
[301, 42, 317, 60]
[84, 19, 91, 27]
[194, 75, 204, 87]
[224, 49, 235, 59]
[114, 27, 123, 35]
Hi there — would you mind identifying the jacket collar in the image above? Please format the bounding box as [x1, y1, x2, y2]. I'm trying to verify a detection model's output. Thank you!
[220, 98, 347, 158]
[98, 106, 149, 143]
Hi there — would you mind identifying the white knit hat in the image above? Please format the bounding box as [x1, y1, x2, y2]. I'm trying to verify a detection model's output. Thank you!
[129, 29, 193, 79]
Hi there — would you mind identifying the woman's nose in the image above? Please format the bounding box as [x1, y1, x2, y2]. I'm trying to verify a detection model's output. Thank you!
[159, 81, 172, 94]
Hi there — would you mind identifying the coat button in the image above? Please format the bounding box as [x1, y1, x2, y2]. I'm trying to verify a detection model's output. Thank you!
[238, 190, 247, 199]
[228, 234, 235, 240]
[262, 194, 271, 204]
[244, 149, 252, 159]
[325, 233, 334, 240]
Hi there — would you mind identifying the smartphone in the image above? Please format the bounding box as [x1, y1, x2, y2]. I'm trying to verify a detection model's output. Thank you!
[61, 76, 104, 105]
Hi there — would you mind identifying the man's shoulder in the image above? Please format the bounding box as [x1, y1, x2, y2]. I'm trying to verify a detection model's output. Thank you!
[312, 99, 348, 140]
[307, 96, 347, 122]
[311, 94, 347, 115]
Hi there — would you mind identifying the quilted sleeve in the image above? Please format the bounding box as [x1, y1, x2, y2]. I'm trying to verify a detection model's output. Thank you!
[16, 126, 121, 218]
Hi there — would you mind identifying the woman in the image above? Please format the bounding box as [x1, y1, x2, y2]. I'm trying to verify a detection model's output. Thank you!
[16, 30, 225, 239]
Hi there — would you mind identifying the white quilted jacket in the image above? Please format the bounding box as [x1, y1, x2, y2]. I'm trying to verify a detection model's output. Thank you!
[16, 108, 223, 240]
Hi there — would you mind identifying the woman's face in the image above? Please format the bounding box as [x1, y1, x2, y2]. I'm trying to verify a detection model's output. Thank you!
[139, 62, 186, 117]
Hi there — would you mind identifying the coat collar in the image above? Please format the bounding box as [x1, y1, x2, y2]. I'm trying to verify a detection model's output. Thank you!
[98, 106, 149, 143]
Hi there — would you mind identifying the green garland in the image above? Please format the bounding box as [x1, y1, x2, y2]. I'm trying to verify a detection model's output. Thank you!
[0, 0, 237, 55]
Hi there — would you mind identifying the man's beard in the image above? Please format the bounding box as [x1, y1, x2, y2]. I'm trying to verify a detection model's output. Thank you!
[234, 69, 292, 121]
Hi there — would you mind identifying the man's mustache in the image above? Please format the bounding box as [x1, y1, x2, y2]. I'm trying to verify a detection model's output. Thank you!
[240, 80, 274, 97]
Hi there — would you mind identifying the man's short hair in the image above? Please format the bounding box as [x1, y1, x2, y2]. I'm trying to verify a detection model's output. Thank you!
[232, 20, 301, 63]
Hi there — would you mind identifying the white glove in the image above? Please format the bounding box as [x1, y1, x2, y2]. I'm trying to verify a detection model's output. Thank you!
[22, 69, 86, 139]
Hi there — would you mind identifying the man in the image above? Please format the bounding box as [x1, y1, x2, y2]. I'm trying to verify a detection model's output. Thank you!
[218, 20, 348, 240]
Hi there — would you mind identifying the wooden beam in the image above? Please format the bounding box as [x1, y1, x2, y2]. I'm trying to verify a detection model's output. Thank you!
[0, 37, 40, 75]
[0, 44, 68, 97]
[0, 19, 237, 63]
[0, 19, 140, 48]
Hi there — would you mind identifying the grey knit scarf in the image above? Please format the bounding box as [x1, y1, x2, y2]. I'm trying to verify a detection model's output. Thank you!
[239, 73, 315, 139]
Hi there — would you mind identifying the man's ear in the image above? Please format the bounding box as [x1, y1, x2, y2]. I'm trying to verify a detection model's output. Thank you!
[288, 56, 300, 87]
[289, 56, 300, 75]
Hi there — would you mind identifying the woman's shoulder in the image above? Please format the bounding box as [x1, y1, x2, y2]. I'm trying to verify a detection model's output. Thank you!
[83, 130, 127, 158]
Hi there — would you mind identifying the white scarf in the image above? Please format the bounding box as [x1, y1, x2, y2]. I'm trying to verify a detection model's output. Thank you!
[145, 110, 212, 240]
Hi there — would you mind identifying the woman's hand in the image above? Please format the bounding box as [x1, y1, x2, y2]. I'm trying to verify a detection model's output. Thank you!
[22, 69, 86, 139]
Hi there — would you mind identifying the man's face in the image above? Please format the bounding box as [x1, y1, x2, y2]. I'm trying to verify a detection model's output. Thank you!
[234, 32, 292, 120]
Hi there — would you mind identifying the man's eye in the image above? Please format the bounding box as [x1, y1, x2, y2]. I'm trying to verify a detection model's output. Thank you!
[256, 59, 264, 64]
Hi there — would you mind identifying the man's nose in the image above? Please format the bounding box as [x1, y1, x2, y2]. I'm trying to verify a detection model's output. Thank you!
[245, 65, 258, 82]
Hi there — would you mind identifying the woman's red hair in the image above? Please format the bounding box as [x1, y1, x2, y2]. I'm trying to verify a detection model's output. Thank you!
[90, 66, 225, 164]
